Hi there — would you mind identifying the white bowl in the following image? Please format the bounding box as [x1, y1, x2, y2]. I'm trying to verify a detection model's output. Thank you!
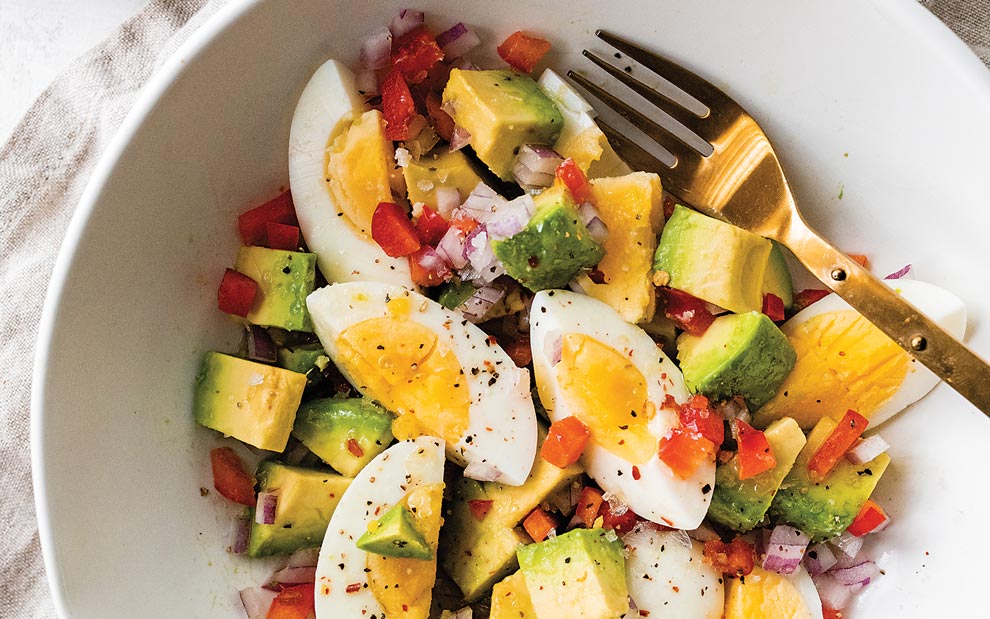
[32, 0, 990, 617]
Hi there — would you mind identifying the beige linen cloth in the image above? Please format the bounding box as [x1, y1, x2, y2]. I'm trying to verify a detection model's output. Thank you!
[0, 0, 986, 617]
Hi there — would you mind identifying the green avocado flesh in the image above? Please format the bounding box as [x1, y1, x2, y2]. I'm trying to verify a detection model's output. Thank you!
[234, 245, 317, 332]
[291, 397, 394, 477]
[356, 502, 433, 560]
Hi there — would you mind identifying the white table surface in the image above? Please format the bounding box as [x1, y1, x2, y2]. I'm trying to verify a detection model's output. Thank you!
[0, 0, 149, 144]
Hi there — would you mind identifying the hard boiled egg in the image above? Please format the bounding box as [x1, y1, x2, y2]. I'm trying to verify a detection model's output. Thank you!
[622, 526, 724, 618]
[314, 437, 445, 619]
[288, 59, 414, 286]
[307, 282, 538, 486]
[753, 279, 967, 429]
[723, 565, 824, 619]
[529, 290, 714, 528]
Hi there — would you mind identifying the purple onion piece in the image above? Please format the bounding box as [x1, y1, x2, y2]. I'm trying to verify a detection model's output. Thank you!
[247, 325, 277, 363]
[829, 530, 865, 559]
[285, 545, 321, 568]
[239, 587, 277, 619]
[513, 159, 555, 191]
[464, 460, 503, 482]
[230, 515, 251, 554]
[518, 144, 564, 174]
[586, 217, 608, 243]
[812, 573, 854, 611]
[461, 183, 504, 221]
[460, 284, 506, 323]
[576, 201, 600, 226]
[805, 542, 838, 575]
[359, 26, 392, 70]
[434, 186, 462, 218]
[389, 9, 425, 38]
[355, 69, 380, 98]
[769, 524, 812, 547]
[436, 23, 481, 59]
[884, 263, 912, 280]
[268, 566, 318, 588]
[758, 525, 810, 575]
[437, 226, 469, 269]
[255, 491, 278, 525]
[829, 559, 880, 586]
[449, 125, 471, 151]
[845, 434, 890, 465]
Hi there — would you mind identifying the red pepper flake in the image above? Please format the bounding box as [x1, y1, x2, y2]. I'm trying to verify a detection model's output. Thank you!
[467, 499, 493, 521]
[345, 583, 362, 594]
[346, 439, 365, 458]
[639, 611, 651, 617]
[631, 466, 641, 480]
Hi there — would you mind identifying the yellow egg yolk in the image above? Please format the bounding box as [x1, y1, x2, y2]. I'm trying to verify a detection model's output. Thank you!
[724, 566, 813, 619]
[325, 109, 394, 234]
[367, 483, 444, 619]
[338, 316, 470, 443]
[556, 333, 656, 464]
[754, 309, 909, 430]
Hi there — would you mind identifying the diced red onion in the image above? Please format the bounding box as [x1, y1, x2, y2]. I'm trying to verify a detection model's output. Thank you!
[285, 546, 321, 568]
[239, 587, 277, 619]
[759, 525, 809, 575]
[833, 549, 870, 570]
[486, 195, 534, 241]
[829, 530, 865, 559]
[512, 160, 555, 190]
[577, 201, 600, 226]
[812, 573, 855, 611]
[804, 542, 838, 575]
[513, 144, 564, 190]
[389, 9, 425, 38]
[769, 524, 812, 547]
[464, 460, 503, 482]
[464, 229, 505, 283]
[247, 325, 277, 363]
[715, 397, 751, 423]
[359, 26, 392, 70]
[230, 515, 251, 554]
[829, 558, 880, 586]
[449, 125, 471, 151]
[586, 217, 608, 243]
[461, 183, 505, 222]
[255, 491, 278, 525]
[267, 566, 318, 589]
[884, 263, 911, 280]
[546, 332, 562, 366]
[454, 57, 481, 70]
[436, 23, 481, 59]
[435, 186, 462, 218]
[460, 283, 506, 323]
[846, 434, 890, 465]
[437, 227, 469, 269]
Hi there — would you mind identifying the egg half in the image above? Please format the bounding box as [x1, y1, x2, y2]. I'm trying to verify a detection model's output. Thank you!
[288, 58, 414, 286]
[529, 290, 714, 528]
[753, 279, 967, 429]
[723, 565, 823, 619]
[307, 281, 538, 486]
[314, 437, 445, 619]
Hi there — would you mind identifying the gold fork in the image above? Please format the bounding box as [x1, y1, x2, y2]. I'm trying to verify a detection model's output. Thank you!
[569, 30, 990, 415]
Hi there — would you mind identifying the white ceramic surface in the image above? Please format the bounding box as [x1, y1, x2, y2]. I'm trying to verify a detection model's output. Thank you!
[32, 0, 990, 617]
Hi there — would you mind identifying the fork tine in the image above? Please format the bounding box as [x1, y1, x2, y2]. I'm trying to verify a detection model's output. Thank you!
[595, 119, 696, 201]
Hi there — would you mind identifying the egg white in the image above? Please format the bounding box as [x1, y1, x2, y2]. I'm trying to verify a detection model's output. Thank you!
[307, 282, 538, 486]
[288, 59, 414, 286]
[313, 437, 444, 619]
[622, 527, 724, 619]
[785, 279, 966, 427]
[529, 290, 714, 529]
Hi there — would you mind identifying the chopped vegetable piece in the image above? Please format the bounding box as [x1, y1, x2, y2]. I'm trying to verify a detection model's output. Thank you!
[266, 582, 315, 619]
[575, 486, 604, 528]
[425, 90, 454, 141]
[555, 158, 594, 205]
[703, 537, 756, 576]
[467, 498, 494, 521]
[450, 210, 480, 234]
[541, 416, 591, 468]
[209, 447, 256, 507]
[238, 191, 297, 246]
[523, 506, 556, 542]
[677, 394, 725, 447]
[371, 202, 421, 257]
[659, 287, 716, 336]
[390, 25, 444, 84]
[502, 335, 533, 368]
[597, 502, 638, 535]
[807, 410, 869, 482]
[762, 292, 786, 322]
[217, 268, 258, 318]
[415, 205, 450, 245]
[408, 246, 451, 287]
[793, 288, 831, 312]
[736, 419, 777, 480]
[823, 608, 844, 619]
[846, 499, 889, 537]
[381, 69, 417, 141]
[657, 427, 715, 479]
[497, 31, 551, 73]
[266, 222, 301, 251]
[849, 254, 870, 269]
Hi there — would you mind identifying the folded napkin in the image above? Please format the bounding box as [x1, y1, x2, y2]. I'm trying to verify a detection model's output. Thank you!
[0, 1, 985, 618]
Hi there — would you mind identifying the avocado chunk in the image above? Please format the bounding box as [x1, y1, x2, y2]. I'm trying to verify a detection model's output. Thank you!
[653, 204, 772, 313]
[194, 352, 306, 451]
[403, 147, 484, 207]
[442, 69, 563, 180]
[763, 241, 794, 310]
[707, 417, 807, 532]
[491, 185, 605, 292]
[516, 528, 628, 619]
[676, 311, 796, 409]
[277, 342, 330, 391]
[247, 461, 351, 557]
[437, 279, 476, 310]
[769, 416, 891, 541]
[490, 571, 537, 619]
[292, 397, 394, 477]
[234, 246, 317, 332]
[356, 502, 433, 560]
[440, 427, 584, 601]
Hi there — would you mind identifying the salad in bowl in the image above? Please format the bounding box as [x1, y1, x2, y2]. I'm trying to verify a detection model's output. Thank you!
[192, 8, 968, 619]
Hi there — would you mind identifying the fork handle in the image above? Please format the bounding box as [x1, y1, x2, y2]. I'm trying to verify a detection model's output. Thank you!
[779, 221, 990, 415]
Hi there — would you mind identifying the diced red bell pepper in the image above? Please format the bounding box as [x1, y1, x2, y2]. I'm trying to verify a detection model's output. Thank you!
[468, 499, 494, 522]
[266, 583, 315, 619]
[217, 268, 258, 318]
[523, 506, 556, 542]
[659, 287, 716, 337]
[450, 210, 480, 234]
[381, 69, 418, 141]
[677, 394, 725, 448]
[575, 486, 604, 528]
[846, 498, 889, 537]
[662, 193, 677, 221]
[497, 31, 551, 73]
[238, 191, 298, 246]
[762, 292, 786, 322]
[808, 410, 870, 483]
[793, 288, 831, 312]
[209, 447, 256, 506]
[408, 246, 451, 287]
[555, 158, 595, 205]
[425, 90, 454, 142]
[849, 254, 870, 269]
[415, 205, 450, 246]
[266, 222, 301, 251]
[597, 501, 638, 535]
[823, 608, 844, 619]
[371, 202, 421, 257]
[502, 335, 533, 368]
[391, 25, 444, 85]
[541, 416, 591, 468]
[657, 427, 715, 479]
[736, 419, 777, 480]
[703, 537, 756, 576]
